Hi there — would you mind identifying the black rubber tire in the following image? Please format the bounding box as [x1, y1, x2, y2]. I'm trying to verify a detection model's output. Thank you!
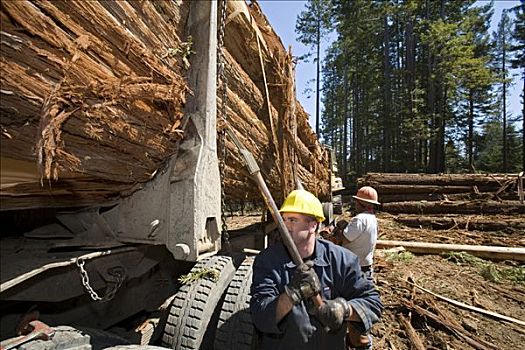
[161, 255, 236, 350]
[214, 257, 257, 350]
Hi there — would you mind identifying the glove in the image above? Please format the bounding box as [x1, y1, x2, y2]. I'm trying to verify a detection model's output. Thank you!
[284, 261, 321, 304]
[320, 219, 349, 246]
[315, 297, 351, 331]
[336, 219, 349, 230]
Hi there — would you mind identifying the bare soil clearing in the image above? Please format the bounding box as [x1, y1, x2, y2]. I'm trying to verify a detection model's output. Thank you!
[361, 212, 524, 350]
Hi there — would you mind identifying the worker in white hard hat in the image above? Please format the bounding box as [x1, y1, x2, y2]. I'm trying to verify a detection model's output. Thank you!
[250, 189, 382, 350]
[335, 186, 381, 349]
[342, 186, 381, 279]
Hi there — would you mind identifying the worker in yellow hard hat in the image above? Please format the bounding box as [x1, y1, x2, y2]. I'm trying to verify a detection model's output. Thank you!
[250, 189, 383, 350]
[278, 189, 325, 257]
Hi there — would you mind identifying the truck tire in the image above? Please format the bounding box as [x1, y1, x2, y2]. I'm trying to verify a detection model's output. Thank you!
[214, 257, 257, 350]
[161, 255, 236, 350]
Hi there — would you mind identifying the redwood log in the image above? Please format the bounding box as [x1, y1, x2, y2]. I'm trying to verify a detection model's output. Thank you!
[382, 201, 525, 215]
[394, 215, 525, 231]
[376, 240, 525, 261]
[1, 0, 189, 207]
[222, 0, 329, 202]
[360, 173, 519, 187]
[220, 65, 320, 178]
[380, 192, 519, 203]
[1, 0, 330, 210]
[373, 184, 500, 195]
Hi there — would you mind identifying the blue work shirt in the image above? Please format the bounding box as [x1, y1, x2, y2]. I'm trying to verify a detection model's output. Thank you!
[250, 239, 382, 350]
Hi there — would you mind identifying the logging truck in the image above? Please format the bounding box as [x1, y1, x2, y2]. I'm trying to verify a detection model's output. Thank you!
[0, 1, 331, 349]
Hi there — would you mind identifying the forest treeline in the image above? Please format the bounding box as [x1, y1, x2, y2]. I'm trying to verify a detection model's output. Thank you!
[296, 0, 524, 182]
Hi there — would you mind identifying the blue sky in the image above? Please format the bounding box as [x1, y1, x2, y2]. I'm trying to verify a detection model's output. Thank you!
[258, 0, 522, 130]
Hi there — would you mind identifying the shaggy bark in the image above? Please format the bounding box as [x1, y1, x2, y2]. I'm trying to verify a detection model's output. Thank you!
[394, 215, 525, 231]
[383, 201, 525, 215]
[1, 0, 330, 210]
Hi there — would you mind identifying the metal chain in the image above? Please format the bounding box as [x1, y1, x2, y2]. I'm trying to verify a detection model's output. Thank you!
[217, 0, 231, 253]
[76, 258, 124, 302]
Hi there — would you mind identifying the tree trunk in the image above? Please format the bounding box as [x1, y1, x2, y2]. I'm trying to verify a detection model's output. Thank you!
[360, 173, 520, 186]
[502, 30, 508, 172]
[370, 184, 501, 195]
[523, 72, 525, 171]
[382, 14, 392, 172]
[343, 67, 349, 185]
[394, 215, 525, 231]
[380, 191, 519, 203]
[406, 17, 417, 170]
[468, 89, 474, 169]
[315, 20, 321, 136]
[377, 240, 525, 261]
[382, 200, 525, 215]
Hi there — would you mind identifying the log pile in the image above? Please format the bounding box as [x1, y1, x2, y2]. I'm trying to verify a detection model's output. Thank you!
[358, 173, 524, 215]
[0, 0, 329, 210]
[394, 215, 525, 232]
[220, 0, 329, 203]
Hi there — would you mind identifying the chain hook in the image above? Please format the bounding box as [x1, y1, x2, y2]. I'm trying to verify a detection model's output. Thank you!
[76, 258, 124, 302]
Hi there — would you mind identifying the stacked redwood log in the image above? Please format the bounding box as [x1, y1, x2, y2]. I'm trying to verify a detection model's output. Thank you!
[358, 173, 524, 215]
[0, 0, 329, 210]
[1, 1, 191, 210]
[219, 0, 329, 203]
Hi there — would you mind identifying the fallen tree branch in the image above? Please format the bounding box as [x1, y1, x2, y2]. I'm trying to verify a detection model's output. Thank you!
[403, 299, 499, 350]
[405, 280, 525, 326]
[397, 313, 426, 350]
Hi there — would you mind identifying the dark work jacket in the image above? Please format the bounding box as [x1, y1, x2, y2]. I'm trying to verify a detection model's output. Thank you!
[250, 239, 382, 350]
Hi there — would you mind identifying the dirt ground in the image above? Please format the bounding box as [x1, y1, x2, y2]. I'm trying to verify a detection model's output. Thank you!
[226, 210, 525, 350]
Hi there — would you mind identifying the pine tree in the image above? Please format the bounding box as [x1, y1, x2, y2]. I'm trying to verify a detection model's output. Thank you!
[451, 3, 494, 171]
[321, 43, 346, 177]
[312, 0, 516, 176]
[296, 0, 333, 135]
[476, 119, 522, 172]
[492, 10, 514, 172]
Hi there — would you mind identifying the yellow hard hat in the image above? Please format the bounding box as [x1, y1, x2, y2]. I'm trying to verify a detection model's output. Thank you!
[279, 190, 325, 223]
